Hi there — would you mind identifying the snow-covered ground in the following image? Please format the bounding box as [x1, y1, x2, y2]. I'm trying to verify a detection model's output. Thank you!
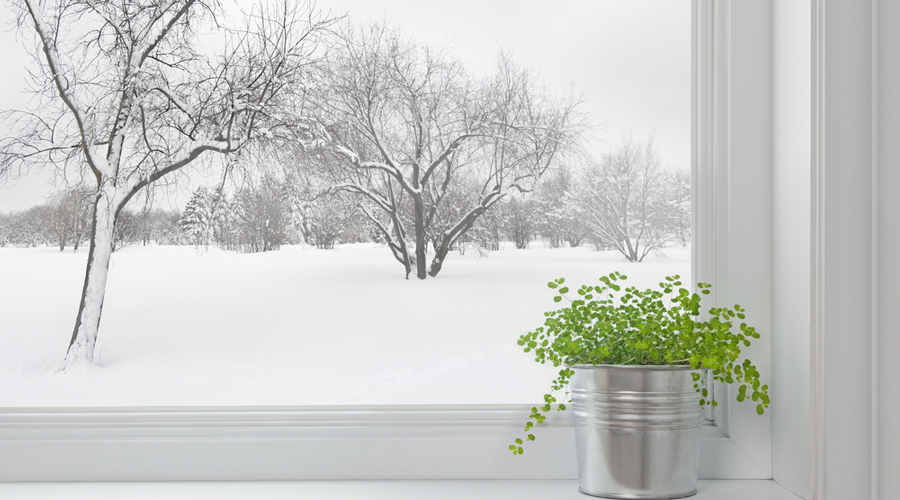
[0, 242, 689, 407]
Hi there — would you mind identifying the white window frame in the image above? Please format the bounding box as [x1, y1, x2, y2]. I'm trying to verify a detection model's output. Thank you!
[0, 0, 778, 482]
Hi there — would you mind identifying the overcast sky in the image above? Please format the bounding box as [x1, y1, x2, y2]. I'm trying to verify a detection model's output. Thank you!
[0, 0, 690, 212]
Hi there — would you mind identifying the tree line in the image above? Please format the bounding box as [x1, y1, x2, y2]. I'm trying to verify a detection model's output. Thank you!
[2, 135, 689, 264]
[0, 186, 182, 250]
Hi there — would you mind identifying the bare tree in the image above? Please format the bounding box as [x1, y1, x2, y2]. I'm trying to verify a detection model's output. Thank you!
[313, 24, 582, 279]
[292, 188, 360, 249]
[8, 205, 48, 247]
[234, 175, 292, 252]
[534, 168, 587, 248]
[501, 196, 537, 249]
[113, 210, 142, 251]
[658, 168, 692, 246]
[469, 206, 503, 252]
[132, 207, 183, 246]
[0, 0, 334, 368]
[45, 186, 93, 251]
[0, 213, 9, 247]
[576, 136, 688, 262]
[44, 197, 73, 252]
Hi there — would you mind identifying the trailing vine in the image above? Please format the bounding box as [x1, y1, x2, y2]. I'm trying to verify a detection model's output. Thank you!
[510, 272, 769, 455]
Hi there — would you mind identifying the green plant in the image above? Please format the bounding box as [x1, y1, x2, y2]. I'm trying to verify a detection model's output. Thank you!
[509, 272, 769, 455]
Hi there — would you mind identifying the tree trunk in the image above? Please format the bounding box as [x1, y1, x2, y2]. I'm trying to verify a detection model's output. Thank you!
[65, 190, 117, 368]
[429, 227, 464, 278]
[390, 213, 413, 279]
[428, 195, 501, 278]
[413, 194, 427, 280]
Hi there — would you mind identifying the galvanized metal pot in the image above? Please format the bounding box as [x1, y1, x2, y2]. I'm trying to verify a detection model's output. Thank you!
[570, 365, 703, 499]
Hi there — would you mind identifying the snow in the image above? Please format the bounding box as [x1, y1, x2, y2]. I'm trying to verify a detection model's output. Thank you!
[0, 243, 689, 407]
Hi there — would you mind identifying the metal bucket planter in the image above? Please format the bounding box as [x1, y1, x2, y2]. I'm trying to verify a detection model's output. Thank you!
[570, 365, 703, 499]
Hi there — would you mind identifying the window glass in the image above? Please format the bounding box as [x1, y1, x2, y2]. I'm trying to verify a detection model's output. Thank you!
[0, 0, 690, 406]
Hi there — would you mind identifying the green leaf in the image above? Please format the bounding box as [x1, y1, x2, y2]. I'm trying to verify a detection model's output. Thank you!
[515, 438, 523, 445]
[515, 273, 769, 455]
[756, 404, 764, 415]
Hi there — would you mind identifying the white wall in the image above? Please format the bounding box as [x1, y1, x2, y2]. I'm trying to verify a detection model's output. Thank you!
[810, 1, 900, 498]
[875, 1, 900, 497]
[812, 0, 874, 497]
[770, 0, 811, 498]
[772, 2, 900, 498]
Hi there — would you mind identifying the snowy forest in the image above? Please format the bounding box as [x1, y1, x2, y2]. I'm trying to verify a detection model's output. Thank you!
[0, 139, 690, 260]
[0, 0, 691, 391]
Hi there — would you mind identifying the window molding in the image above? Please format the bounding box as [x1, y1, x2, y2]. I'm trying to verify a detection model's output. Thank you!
[0, 405, 578, 481]
[809, 0, 900, 498]
[0, 0, 777, 482]
[692, 0, 773, 479]
[0, 405, 764, 482]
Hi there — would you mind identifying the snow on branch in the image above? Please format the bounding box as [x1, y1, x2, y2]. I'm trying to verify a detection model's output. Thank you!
[22, 0, 105, 178]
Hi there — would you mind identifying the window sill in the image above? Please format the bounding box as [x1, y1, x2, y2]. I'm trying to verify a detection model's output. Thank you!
[0, 406, 767, 481]
[0, 480, 803, 499]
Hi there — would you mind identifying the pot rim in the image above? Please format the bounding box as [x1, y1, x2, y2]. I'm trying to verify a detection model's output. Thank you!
[569, 363, 699, 371]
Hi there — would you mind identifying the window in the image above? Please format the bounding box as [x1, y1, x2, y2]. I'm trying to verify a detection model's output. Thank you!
[1, 0, 690, 407]
[0, 0, 775, 481]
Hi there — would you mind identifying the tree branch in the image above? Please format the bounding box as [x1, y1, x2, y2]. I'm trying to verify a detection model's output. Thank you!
[23, 0, 104, 180]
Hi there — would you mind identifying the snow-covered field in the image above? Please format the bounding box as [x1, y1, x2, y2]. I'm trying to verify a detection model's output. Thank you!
[0, 243, 689, 407]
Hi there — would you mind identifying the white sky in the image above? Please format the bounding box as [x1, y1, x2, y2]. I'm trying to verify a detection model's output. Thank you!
[0, 0, 690, 212]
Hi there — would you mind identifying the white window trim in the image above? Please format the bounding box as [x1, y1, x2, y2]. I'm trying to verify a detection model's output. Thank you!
[809, 0, 900, 498]
[691, 0, 774, 480]
[0, 0, 778, 482]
